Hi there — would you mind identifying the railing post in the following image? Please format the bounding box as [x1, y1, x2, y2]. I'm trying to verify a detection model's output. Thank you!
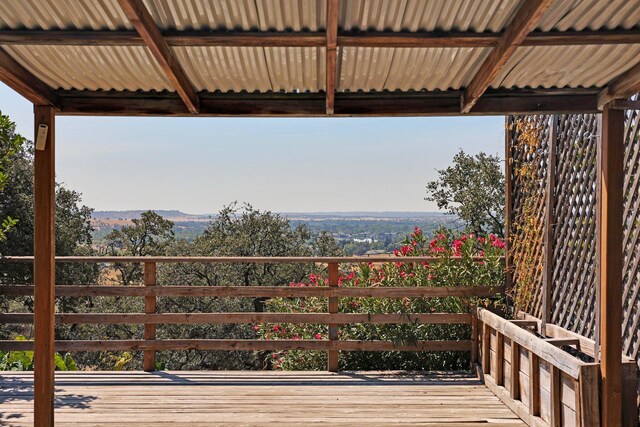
[327, 262, 339, 372]
[470, 305, 478, 368]
[143, 262, 156, 372]
[482, 323, 491, 375]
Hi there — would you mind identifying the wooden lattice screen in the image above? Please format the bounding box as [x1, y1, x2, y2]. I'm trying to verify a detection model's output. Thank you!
[507, 99, 640, 367]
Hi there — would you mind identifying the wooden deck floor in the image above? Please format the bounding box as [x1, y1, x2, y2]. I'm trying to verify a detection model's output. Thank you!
[0, 371, 525, 426]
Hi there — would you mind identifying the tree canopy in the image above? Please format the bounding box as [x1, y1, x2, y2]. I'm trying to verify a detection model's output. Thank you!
[425, 150, 505, 236]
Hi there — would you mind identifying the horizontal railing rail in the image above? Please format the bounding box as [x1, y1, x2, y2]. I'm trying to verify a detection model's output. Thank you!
[0, 256, 504, 371]
[0, 255, 499, 263]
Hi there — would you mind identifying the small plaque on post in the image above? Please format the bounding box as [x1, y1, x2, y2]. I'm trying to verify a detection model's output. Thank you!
[35, 124, 48, 151]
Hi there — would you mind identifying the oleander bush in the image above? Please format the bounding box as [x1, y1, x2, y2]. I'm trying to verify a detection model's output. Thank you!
[257, 227, 505, 371]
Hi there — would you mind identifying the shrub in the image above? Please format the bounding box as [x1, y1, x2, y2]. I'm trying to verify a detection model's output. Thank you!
[256, 227, 505, 371]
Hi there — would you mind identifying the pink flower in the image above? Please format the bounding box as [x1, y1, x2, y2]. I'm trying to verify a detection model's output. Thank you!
[273, 325, 280, 332]
[414, 227, 422, 236]
[314, 333, 322, 340]
[253, 325, 260, 332]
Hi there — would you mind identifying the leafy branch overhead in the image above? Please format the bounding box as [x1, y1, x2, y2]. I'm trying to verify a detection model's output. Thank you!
[425, 150, 505, 236]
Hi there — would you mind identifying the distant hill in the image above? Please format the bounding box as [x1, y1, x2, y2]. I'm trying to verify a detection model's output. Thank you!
[92, 210, 209, 220]
[92, 210, 449, 221]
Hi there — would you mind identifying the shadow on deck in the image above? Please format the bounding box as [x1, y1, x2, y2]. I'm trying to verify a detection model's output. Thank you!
[0, 371, 525, 426]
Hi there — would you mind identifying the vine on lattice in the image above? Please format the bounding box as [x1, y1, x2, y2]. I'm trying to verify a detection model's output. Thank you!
[508, 117, 547, 315]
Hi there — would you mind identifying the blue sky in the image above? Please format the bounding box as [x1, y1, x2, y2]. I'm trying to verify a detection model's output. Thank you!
[1, 83, 504, 213]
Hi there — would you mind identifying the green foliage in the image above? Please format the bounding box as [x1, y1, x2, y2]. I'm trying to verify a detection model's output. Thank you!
[425, 150, 505, 236]
[105, 210, 175, 285]
[257, 227, 505, 371]
[0, 336, 78, 371]
[0, 112, 25, 242]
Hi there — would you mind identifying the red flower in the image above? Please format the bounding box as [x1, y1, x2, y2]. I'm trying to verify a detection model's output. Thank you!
[314, 333, 322, 340]
[273, 325, 280, 332]
[253, 325, 260, 332]
[414, 227, 422, 236]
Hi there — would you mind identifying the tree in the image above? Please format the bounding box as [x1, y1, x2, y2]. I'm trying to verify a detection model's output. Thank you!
[425, 150, 505, 236]
[104, 210, 175, 285]
[0, 115, 98, 340]
[0, 112, 25, 242]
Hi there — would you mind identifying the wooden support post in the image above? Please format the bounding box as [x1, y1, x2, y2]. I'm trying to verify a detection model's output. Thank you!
[470, 305, 478, 368]
[325, 0, 339, 115]
[143, 262, 156, 372]
[578, 364, 600, 427]
[504, 116, 513, 297]
[327, 262, 339, 372]
[510, 342, 520, 399]
[33, 105, 55, 427]
[495, 332, 504, 386]
[550, 366, 561, 427]
[598, 104, 624, 426]
[528, 352, 540, 416]
[482, 323, 491, 375]
[542, 115, 557, 328]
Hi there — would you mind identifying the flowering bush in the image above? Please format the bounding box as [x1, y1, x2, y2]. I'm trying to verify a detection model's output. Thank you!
[256, 227, 505, 371]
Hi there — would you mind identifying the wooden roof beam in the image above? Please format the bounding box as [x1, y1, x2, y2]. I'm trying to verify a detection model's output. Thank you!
[117, 0, 199, 114]
[53, 89, 599, 117]
[1, 29, 640, 48]
[461, 0, 554, 114]
[597, 60, 640, 108]
[0, 47, 59, 107]
[325, 0, 339, 115]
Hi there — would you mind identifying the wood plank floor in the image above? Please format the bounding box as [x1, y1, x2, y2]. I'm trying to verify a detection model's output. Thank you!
[0, 371, 525, 426]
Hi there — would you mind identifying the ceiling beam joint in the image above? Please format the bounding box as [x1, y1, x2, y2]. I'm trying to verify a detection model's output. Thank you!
[117, 0, 199, 114]
[461, 0, 554, 114]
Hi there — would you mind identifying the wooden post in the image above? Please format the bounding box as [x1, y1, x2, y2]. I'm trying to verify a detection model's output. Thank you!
[542, 115, 557, 328]
[327, 262, 339, 372]
[495, 332, 504, 386]
[550, 365, 561, 426]
[578, 364, 600, 427]
[510, 342, 520, 399]
[528, 352, 540, 416]
[504, 116, 513, 296]
[470, 305, 478, 368]
[33, 105, 55, 427]
[598, 104, 624, 427]
[482, 323, 491, 375]
[143, 262, 156, 371]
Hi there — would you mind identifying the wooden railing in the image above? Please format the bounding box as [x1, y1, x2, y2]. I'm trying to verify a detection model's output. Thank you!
[0, 256, 504, 371]
[476, 308, 638, 427]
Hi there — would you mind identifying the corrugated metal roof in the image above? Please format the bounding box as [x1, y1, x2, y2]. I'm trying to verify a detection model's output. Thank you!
[0, 0, 639, 96]
[2, 0, 640, 33]
[340, 0, 520, 32]
[173, 46, 324, 92]
[143, 0, 326, 31]
[538, 0, 640, 31]
[3, 45, 171, 91]
[493, 44, 640, 89]
[0, 0, 130, 30]
[338, 47, 491, 92]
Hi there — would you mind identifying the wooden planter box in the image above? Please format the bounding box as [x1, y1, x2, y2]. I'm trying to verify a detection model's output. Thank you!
[475, 308, 638, 427]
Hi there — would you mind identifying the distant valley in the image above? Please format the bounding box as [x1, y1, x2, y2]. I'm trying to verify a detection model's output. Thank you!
[91, 210, 458, 255]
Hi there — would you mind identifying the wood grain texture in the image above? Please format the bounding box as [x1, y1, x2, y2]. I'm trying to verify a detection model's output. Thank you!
[49, 90, 600, 117]
[598, 105, 624, 426]
[143, 262, 156, 372]
[116, 0, 199, 113]
[0, 285, 504, 299]
[1, 29, 639, 47]
[0, 312, 472, 325]
[325, 0, 339, 115]
[33, 105, 56, 427]
[0, 339, 472, 352]
[327, 262, 339, 371]
[0, 47, 58, 106]
[461, 0, 554, 113]
[0, 371, 526, 426]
